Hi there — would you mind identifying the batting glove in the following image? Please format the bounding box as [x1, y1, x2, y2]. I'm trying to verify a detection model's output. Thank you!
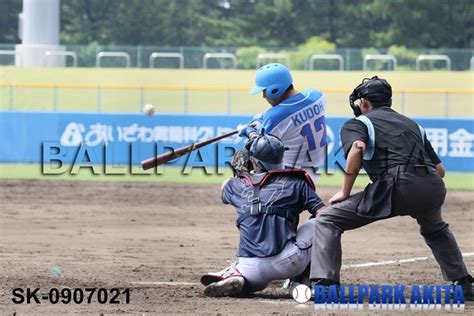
[237, 124, 257, 138]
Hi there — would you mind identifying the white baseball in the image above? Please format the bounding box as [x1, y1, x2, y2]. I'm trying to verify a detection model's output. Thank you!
[291, 284, 312, 304]
[142, 103, 155, 116]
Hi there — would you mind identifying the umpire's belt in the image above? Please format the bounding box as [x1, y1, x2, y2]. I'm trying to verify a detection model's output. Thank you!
[398, 164, 436, 175]
[236, 206, 296, 228]
[384, 164, 436, 177]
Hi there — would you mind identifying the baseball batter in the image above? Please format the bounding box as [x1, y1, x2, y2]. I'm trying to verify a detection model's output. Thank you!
[236, 63, 328, 183]
[309, 76, 473, 300]
[200, 134, 324, 297]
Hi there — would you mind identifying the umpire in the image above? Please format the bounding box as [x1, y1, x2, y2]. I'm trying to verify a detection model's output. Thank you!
[309, 76, 473, 300]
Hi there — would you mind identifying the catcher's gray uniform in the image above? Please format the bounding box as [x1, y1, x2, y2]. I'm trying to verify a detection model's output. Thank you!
[237, 217, 315, 292]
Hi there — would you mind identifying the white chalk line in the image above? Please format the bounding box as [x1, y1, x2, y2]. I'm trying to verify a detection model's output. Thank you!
[341, 251, 474, 269]
[258, 299, 298, 305]
[132, 281, 197, 286]
[130, 252, 474, 287]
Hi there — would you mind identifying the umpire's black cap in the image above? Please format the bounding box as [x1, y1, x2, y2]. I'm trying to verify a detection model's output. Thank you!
[351, 76, 392, 106]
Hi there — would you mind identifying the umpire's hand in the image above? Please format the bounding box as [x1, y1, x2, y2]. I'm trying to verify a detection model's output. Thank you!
[329, 190, 349, 205]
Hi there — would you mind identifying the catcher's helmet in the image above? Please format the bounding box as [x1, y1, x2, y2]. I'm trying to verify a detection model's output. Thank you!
[349, 76, 392, 116]
[249, 134, 287, 171]
[249, 63, 293, 100]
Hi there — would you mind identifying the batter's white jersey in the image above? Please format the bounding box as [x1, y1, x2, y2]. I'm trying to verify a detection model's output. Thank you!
[257, 88, 328, 182]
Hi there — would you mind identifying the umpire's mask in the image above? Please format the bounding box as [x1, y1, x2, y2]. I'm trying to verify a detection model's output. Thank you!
[249, 134, 288, 171]
[349, 76, 392, 116]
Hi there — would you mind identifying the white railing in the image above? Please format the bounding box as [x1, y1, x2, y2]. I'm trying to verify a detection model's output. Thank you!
[0, 50, 22, 66]
[96, 52, 131, 68]
[416, 55, 452, 71]
[363, 54, 397, 70]
[44, 51, 78, 67]
[308, 54, 344, 71]
[202, 53, 237, 69]
[256, 53, 289, 68]
[2, 82, 471, 116]
[149, 52, 184, 69]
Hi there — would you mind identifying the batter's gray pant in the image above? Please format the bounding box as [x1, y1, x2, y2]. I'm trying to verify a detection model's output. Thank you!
[310, 170, 469, 282]
[237, 218, 315, 292]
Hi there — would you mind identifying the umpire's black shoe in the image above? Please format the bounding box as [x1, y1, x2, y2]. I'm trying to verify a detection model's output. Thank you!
[311, 279, 340, 300]
[312, 278, 340, 287]
[453, 274, 473, 301]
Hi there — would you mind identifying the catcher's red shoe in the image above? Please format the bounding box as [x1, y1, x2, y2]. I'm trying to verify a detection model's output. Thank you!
[200, 263, 243, 286]
[201, 263, 245, 297]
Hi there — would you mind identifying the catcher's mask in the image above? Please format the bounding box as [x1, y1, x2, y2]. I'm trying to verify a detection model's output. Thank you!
[349, 76, 392, 117]
[249, 134, 288, 171]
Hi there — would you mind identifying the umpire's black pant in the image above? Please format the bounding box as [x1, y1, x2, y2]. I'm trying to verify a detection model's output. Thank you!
[310, 168, 469, 282]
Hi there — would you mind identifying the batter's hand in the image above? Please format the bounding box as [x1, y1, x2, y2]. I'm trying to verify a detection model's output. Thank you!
[328, 190, 349, 205]
[237, 124, 257, 138]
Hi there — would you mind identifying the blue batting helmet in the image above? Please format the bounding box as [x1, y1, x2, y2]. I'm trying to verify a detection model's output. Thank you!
[249, 63, 293, 100]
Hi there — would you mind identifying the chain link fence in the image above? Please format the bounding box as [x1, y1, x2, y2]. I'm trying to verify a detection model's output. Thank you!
[0, 44, 472, 70]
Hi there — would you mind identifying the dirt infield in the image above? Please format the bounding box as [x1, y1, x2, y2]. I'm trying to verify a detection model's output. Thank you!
[1, 179, 473, 314]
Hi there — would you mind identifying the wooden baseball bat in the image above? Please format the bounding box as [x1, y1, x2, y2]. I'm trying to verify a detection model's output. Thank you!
[141, 129, 239, 170]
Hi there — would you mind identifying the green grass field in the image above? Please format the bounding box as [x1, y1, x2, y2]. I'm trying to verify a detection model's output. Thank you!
[0, 67, 472, 117]
[0, 164, 472, 190]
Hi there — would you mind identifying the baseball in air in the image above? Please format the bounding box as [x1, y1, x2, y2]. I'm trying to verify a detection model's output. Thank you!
[291, 284, 312, 304]
[142, 103, 155, 116]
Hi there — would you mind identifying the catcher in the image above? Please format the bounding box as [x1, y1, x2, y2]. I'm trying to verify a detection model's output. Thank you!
[200, 134, 324, 297]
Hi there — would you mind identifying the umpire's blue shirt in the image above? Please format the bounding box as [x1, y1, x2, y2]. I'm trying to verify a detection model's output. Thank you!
[222, 173, 324, 258]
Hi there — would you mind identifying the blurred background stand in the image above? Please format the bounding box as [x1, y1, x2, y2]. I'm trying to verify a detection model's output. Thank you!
[15, 0, 65, 67]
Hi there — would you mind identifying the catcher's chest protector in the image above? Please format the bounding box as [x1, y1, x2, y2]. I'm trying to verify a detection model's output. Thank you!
[235, 169, 314, 227]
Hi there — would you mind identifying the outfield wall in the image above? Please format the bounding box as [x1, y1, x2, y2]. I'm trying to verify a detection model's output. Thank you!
[1, 111, 472, 172]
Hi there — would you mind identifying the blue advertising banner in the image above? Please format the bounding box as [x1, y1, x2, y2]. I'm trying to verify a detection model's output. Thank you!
[0, 111, 473, 172]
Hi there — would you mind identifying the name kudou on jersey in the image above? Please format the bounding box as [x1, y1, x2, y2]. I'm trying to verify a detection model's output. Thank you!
[290, 100, 325, 127]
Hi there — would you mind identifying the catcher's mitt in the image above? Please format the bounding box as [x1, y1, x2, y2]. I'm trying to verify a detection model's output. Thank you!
[231, 149, 253, 175]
